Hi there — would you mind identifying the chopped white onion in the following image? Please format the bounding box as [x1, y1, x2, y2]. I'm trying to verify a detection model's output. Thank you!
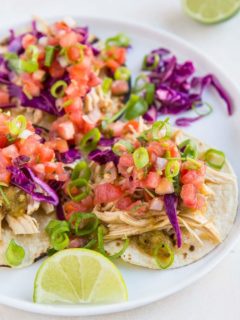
[149, 198, 164, 211]
[156, 157, 167, 170]
[63, 16, 77, 28]
[19, 129, 33, 139]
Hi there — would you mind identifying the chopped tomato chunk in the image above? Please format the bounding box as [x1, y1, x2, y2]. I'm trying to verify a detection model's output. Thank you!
[141, 171, 160, 189]
[0, 90, 10, 106]
[94, 183, 123, 204]
[56, 120, 75, 140]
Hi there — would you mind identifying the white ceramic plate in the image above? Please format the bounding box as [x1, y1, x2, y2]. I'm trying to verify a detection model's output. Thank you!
[0, 16, 239, 317]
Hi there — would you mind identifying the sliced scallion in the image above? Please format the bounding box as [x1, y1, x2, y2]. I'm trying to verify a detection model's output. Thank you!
[133, 147, 149, 169]
[50, 80, 67, 98]
[5, 240, 25, 266]
[204, 148, 225, 170]
[153, 243, 174, 269]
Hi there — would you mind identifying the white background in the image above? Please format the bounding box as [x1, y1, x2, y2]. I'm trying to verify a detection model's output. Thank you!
[0, 0, 240, 319]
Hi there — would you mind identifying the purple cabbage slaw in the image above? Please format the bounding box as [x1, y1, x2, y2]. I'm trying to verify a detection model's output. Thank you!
[7, 165, 59, 206]
[57, 148, 81, 164]
[163, 194, 182, 248]
[142, 48, 233, 126]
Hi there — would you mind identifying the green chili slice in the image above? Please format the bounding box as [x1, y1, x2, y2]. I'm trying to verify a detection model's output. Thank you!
[45, 220, 70, 251]
[152, 118, 171, 140]
[5, 240, 25, 266]
[71, 161, 91, 181]
[80, 128, 101, 153]
[142, 53, 159, 71]
[153, 243, 174, 269]
[105, 33, 130, 48]
[67, 178, 90, 202]
[179, 139, 198, 159]
[69, 212, 99, 236]
[204, 148, 225, 170]
[192, 101, 213, 117]
[125, 94, 148, 120]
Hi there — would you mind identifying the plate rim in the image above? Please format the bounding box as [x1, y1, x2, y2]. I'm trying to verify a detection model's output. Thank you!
[0, 15, 239, 317]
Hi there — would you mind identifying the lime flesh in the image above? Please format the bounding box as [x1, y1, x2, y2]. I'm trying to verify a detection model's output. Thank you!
[33, 248, 128, 304]
[183, 0, 240, 24]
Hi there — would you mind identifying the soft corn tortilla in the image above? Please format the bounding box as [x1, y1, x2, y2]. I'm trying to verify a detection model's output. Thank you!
[0, 210, 54, 268]
[104, 132, 238, 269]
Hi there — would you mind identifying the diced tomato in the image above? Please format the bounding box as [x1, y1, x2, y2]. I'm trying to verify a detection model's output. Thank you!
[68, 110, 84, 128]
[87, 72, 100, 87]
[123, 120, 139, 133]
[118, 153, 134, 177]
[155, 177, 174, 195]
[111, 80, 129, 96]
[0, 151, 11, 185]
[180, 184, 197, 208]
[105, 47, 126, 71]
[37, 145, 55, 163]
[49, 60, 65, 78]
[67, 46, 81, 61]
[108, 121, 125, 137]
[81, 118, 95, 134]
[22, 34, 37, 49]
[0, 90, 10, 106]
[0, 134, 8, 148]
[45, 139, 69, 153]
[181, 164, 206, 189]
[59, 31, 78, 48]
[2, 144, 19, 160]
[147, 141, 165, 163]
[22, 76, 41, 97]
[64, 196, 94, 220]
[140, 171, 160, 189]
[105, 59, 119, 72]
[44, 162, 68, 181]
[94, 183, 123, 205]
[116, 196, 133, 210]
[64, 96, 83, 113]
[32, 70, 45, 82]
[19, 136, 40, 157]
[56, 120, 75, 140]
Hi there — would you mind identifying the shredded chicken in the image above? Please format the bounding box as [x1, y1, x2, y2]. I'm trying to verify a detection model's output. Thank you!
[41, 202, 54, 214]
[206, 166, 236, 184]
[27, 196, 41, 215]
[84, 85, 123, 120]
[6, 214, 39, 235]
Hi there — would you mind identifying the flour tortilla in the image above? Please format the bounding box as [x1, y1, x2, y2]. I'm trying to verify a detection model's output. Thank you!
[104, 132, 238, 269]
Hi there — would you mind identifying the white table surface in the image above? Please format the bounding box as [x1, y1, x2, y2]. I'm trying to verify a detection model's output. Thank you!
[0, 0, 240, 319]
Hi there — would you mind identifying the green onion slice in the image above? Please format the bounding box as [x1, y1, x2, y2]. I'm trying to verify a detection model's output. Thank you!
[71, 161, 91, 181]
[63, 99, 73, 108]
[165, 160, 180, 179]
[80, 128, 101, 153]
[105, 33, 130, 48]
[185, 157, 202, 170]
[9, 115, 27, 136]
[204, 148, 225, 170]
[125, 94, 148, 120]
[50, 80, 67, 98]
[145, 83, 155, 106]
[179, 139, 198, 159]
[192, 101, 213, 117]
[84, 238, 97, 249]
[5, 240, 25, 266]
[44, 45, 55, 67]
[153, 243, 174, 269]
[69, 212, 99, 236]
[114, 67, 131, 81]
[152, 118, 171, 140]
[21, 45, 39, 73]
[109, 238, 129, 259]
[133, 147, 149, 169]
[102, 77, 113, 94]
[112, 139, 134, 156]
[142, 53, 159, 71]
[45, 220, 70, 251]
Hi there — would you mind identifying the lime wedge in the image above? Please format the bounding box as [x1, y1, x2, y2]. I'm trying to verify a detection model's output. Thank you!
[33, 249, 128, 304]
[183, 0, 240, 24]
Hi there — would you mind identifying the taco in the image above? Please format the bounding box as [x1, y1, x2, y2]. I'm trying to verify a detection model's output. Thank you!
[89, 119, 238, 269]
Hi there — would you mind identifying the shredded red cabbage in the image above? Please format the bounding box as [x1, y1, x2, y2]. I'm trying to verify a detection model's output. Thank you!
[88, 149, 119, 165]
[7, 166, 59, 205]
[12, 155, 30, 167]
[48, 180, 65, 220]
[57, 149, 81, 164]
[163, 194, 182, 248]
[143, 106, 157, 123]
[143, 48, 233, 126]
[98, 137, 116, 147]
